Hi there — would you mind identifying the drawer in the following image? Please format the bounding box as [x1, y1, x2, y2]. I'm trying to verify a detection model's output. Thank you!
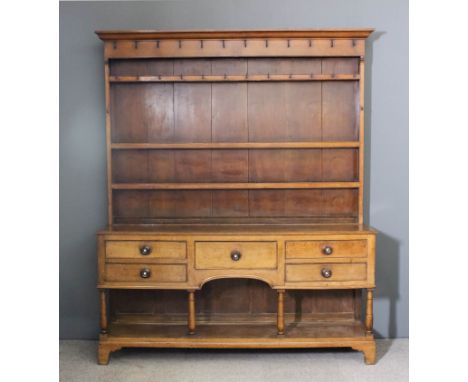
[106, 241, 186, 259]
[285, 240, 367, 259]
[286, 263, 367, 282]
[195, 241, 277, 270]
[105, 264, 187, 282]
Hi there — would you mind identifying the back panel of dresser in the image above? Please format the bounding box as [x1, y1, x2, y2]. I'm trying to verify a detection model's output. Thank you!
[108, 57, 361, 224]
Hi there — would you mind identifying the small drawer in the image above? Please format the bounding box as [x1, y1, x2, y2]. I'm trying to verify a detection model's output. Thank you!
[106, 241, 186, 259]
[286, 263, 367, 282]
[105, 264, 187, 283]
[195, 241, 277, 270]
[285, 240, 367, 259]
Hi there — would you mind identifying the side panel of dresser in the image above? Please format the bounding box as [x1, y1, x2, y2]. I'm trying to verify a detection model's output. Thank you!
[97, 232, 375, 290]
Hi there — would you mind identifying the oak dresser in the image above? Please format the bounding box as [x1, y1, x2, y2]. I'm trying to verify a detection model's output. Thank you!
[95, 29, 377, 365]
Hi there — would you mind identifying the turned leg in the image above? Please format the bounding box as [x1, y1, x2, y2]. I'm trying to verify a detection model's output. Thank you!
[365, 288, 374, 336]
[188, 290, 196, 335]
[277, 289, 285, 335]
[100, 289, 108, 335]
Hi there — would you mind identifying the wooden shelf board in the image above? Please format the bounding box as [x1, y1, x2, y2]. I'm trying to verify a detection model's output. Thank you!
[112, 182, 360, 190]
[110, 217, 362, 228]
[105, 320, 368, 344]
[111, 141, 360, 150]
[109, 74, 359, 83]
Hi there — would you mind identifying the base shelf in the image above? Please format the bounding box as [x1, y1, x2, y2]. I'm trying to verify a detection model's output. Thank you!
[107, 320, 367, 341]
[99, 319, 376, 365]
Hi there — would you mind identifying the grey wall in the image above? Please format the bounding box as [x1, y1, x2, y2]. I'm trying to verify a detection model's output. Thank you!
[60, 0, 408, 339]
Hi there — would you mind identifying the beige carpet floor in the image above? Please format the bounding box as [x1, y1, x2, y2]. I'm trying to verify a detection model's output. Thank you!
[60, 339, 408, 382]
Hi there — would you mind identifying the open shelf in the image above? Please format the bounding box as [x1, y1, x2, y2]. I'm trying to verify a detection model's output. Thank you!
[112, 182, 360, 190]
[106, 320, 367, 344]
[109, 74, 359, 83]
[111, 141, 360, 150]
[110, 217, 360, 227]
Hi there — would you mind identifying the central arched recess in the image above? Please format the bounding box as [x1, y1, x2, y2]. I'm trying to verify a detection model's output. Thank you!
[198, 278, 276, 320]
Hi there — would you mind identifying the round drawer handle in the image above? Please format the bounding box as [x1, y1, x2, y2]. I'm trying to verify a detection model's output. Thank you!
[140, 268, 151, 279]
[139, 245, 152, 256]
[321, 268, 332, 278]
[322, 246, 333, 255]
[230, 250, 242, 261]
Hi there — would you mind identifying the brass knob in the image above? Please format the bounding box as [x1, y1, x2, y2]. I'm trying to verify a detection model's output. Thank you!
[322, 246, 333, 255]
[231, 250, 242, 261]
[321, 268, 332, 278]
[140, 268, 151, 279]
[139, 245, 152, 256]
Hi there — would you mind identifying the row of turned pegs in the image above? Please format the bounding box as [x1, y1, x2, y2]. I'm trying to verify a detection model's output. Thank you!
[109, 73, 360, 82]
[113, 38, 359, 50]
